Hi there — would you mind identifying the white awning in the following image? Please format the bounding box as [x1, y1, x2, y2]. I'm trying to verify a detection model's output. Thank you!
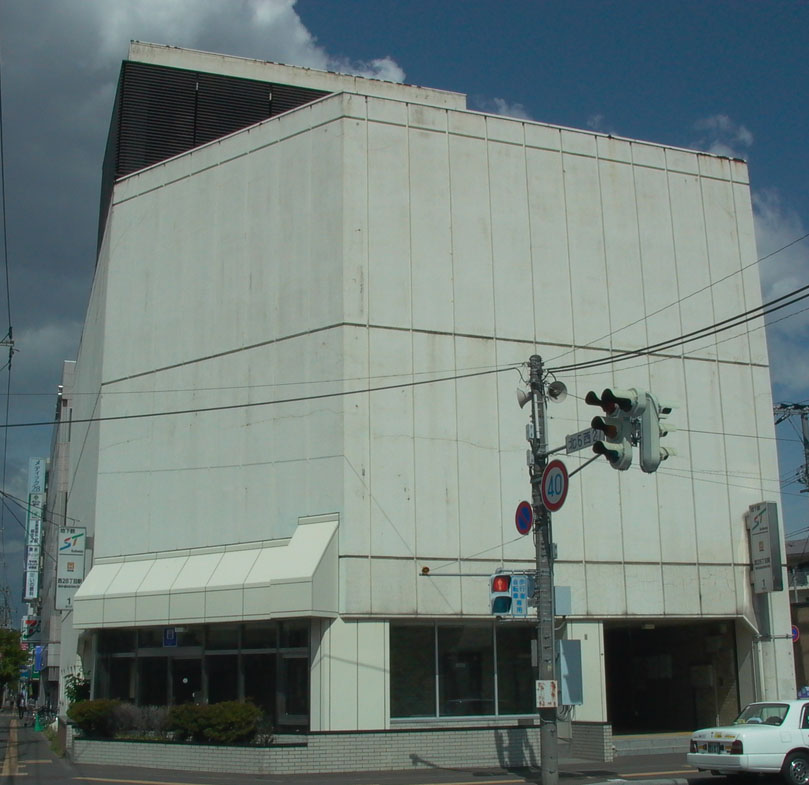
[73, 517, 338, 629]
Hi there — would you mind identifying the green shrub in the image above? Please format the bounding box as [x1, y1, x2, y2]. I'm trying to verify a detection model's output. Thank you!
[201, 701, 261, 744]
[67, 699, 120, 738]
[167, 703, 207, 742]
[168, 701, 261, 744]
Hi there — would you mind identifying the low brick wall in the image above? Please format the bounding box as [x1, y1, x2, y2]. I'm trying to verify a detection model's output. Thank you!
[572, 722, 614, 762]
[66, 721, 613, 774]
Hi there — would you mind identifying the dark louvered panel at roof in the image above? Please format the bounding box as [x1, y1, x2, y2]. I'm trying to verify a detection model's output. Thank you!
[116, 62, 197, 178]
[99, 59, 333, 255]
[195, 72, 272, 147]
[270, 83, 330, 117]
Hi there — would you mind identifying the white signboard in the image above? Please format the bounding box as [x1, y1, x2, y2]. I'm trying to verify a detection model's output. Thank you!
[566, 427, 600, 454]
[23, 570, 39, 601]
[25, 545, 40, 572]
[28, 492, 44, 515]
[26, 518, 42, 547]
[28, 458, 46, 494]
[746, 501, 783, 593]
[56, 527, 86, 610]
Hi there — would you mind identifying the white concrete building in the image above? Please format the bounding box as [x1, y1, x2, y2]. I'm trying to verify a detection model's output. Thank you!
[48, 42, 793, 765]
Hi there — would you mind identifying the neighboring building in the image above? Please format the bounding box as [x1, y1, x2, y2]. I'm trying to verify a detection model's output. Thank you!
[41, 41, 793, 767]
[786, 536, 809, 689]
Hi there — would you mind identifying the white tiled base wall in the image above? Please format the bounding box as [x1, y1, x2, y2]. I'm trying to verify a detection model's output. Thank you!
[66, 723, 613, 775]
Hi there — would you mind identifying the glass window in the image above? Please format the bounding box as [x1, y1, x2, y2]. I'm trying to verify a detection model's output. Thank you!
[281, 621, 308, 649]
[98, 629, 135, 654]
[206, 654, 238, 703]
[206, 625, 239, 651]
[137, 628, 163, 648]
[172, 659, 201, 705]
[244, 653, 276, 716]
[108, 658, 135, 702]
[390, 625, 436, 717]
[281, 655, 309, 722]
[496, 626, 535, 715]
[438, 626, 495, 716]
[138, 657, 168, 705]
[177, 626, 203, 647]
[243, 623, 277, 649]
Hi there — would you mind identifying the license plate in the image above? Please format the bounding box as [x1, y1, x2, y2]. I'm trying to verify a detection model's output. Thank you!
[707, 742, 723, 754]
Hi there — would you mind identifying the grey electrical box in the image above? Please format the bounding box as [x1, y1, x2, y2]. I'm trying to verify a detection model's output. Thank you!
[556, 639, 583, 706]
[554, 585, 572, 616]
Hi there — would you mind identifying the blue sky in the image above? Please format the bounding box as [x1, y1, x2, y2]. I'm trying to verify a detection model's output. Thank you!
[0, 0, 807, 621]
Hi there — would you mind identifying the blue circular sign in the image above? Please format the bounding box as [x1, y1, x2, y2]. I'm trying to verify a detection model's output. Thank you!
[515, 500, 534, 535]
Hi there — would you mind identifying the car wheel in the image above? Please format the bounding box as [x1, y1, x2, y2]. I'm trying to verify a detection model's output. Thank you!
[783, 752, 809, 785]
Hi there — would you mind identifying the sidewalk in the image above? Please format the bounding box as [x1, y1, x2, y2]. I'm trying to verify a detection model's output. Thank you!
[0, 709, 695, 785]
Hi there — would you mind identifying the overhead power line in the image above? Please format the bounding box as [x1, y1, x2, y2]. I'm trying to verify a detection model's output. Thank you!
[4, 275, 809, 431]
[0, 364, 519, 430]
[546, 230, 809, 368]
[547, 281, 809, 375]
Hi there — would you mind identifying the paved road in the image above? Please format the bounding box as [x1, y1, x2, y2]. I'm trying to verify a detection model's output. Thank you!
[0, 709, 752, 785]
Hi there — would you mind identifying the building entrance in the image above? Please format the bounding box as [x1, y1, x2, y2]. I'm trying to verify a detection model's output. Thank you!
[604, 620, 739, 733]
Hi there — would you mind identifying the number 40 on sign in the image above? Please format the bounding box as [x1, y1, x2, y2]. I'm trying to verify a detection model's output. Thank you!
[541, 459, 569, 512]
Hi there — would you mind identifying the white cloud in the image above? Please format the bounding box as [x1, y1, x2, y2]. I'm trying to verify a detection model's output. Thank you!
[692, 114, 754, 159]
[62, 0, 405, 82]
[753, 189, 809, 400]
[470, 97, 533, 121]
[337, 56, 406, 83]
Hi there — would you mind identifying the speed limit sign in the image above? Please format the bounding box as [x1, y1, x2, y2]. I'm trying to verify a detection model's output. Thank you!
[541, 459, 569, 512]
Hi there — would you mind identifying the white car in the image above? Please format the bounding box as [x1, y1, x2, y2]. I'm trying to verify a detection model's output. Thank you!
[688, 701, 809, 785]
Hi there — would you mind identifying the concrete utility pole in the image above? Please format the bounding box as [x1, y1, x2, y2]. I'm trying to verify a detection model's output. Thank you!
[527, 355, 558, 785]
[774, 403, 809, 494]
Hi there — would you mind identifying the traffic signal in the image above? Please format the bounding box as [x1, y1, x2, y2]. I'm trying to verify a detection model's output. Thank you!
[490, 572, 512, 614]
[585, 388, 644, 471]
[639, 392, 674, 473]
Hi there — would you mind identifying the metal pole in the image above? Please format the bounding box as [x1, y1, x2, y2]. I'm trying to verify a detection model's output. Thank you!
[801, 411, 809, 494]
[528, 355, 558, 785]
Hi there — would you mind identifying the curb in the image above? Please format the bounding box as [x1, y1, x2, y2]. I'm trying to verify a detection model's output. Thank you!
[588, 780, 691, 785]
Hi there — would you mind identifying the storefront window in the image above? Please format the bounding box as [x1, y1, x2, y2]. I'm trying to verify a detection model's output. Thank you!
[206, 654, 238, 703]
[390, 622, 534, 719]
[171, 658, 201, 704]
[281, 621, 308, 649]
[390, 625, 435, 717]
[438, 626, 495, 716]
[243, 623, 277, 649]
[93, 621, 309, 729]
[138, 657, 168, 705]
[206, 626, 239, 651]
[244, 653, 275, 714]
[98, 629, 135, 654]
[108, 658, 134, 702]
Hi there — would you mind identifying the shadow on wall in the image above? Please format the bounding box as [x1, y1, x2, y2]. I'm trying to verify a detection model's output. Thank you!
[495, 728, 539, 770]
[407, 728, 540, 772]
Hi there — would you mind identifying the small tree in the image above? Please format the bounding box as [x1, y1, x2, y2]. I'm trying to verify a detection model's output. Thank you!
[64, 671, 91, 705]
[0, 630, 28, 701]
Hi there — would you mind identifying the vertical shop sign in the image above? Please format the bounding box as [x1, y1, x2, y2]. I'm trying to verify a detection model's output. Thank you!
[56, 527, 86, 610]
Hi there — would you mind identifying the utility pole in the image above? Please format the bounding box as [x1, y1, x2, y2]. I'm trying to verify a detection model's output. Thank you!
[527, 355, 558, 785]
[774, 403, 809, 494]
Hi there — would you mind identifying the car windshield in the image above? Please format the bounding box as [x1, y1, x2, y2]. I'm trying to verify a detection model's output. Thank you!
[733, 703, 789, 726]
